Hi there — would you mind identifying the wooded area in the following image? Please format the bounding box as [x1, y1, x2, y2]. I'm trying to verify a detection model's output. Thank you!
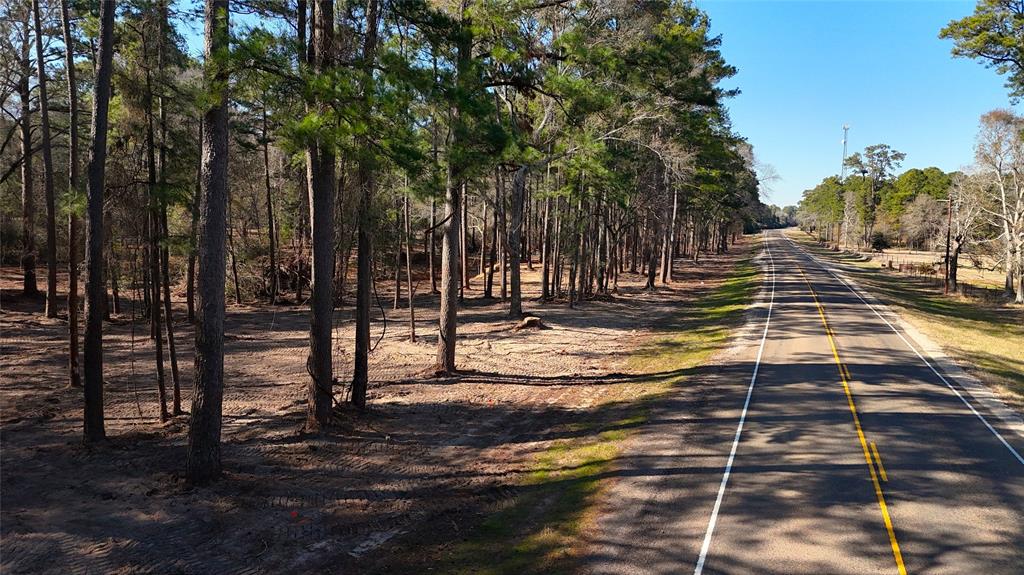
[0, 0, 776, 484]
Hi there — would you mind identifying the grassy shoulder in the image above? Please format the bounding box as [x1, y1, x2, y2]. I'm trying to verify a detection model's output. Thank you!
[785, 228, 1024, 412]
[436, 245, 761, 575]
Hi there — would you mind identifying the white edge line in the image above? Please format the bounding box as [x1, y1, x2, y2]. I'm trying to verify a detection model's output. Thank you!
[787, 235, 1024, 466]
[693, 231, 777, 575]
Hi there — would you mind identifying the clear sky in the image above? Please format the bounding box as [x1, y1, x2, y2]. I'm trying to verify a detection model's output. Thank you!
[694, 0, 1021, 207]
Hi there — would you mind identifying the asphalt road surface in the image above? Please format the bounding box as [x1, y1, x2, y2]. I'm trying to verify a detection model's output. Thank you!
[587, 230, 1024, 575]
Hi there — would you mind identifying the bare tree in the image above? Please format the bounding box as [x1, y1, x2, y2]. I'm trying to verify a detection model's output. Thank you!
[901, 195, 944, 250]
[83, 0, 116, 443]
[186, 0, 230, 482]
[975, 109, 1024, 303]
[946, 171, 985, 292]
[840, 183, 858, 249]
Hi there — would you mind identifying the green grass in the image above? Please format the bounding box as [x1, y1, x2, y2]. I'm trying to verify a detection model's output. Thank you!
[438, 418, 634, 575]
[631, 259, 759, 374]
[436, 251, 761, 575]
[787, 229, 1024, 410]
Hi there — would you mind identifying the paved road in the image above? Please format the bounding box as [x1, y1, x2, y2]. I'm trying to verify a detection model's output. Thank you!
[587, 230, 1024, 574]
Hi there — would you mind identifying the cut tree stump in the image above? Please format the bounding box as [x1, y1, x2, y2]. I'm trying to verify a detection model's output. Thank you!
[513, 316, 547, 331]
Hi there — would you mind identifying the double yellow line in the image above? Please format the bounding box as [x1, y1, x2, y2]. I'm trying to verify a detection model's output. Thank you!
[797, 264, 908, 575]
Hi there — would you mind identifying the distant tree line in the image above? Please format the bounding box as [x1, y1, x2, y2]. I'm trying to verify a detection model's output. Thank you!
[798, 0, 1024, 304]
[796, 111, 1024, 304]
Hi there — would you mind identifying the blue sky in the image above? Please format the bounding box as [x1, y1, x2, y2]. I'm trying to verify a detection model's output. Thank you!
[180, 1, 1015, 208]
[694, 0, 1020, 207]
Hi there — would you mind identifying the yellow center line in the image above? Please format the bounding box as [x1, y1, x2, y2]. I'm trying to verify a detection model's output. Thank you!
[797, 264, 908, 575]
[871, 441, 889, 482]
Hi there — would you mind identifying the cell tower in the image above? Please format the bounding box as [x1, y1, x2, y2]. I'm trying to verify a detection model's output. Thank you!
[840, 124, 850, 180]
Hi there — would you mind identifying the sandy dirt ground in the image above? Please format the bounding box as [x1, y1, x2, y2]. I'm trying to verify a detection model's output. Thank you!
[0, 242, 751, 574]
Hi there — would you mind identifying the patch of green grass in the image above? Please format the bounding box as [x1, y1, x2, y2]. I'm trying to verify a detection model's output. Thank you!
[438, 250, 762, 575]
[440, 420, 628, 575]
[788, 229, 1024, 409]
[631, 259, 759, 374]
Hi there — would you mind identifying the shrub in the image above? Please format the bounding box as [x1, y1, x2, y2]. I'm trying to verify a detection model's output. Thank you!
[870, 232, 890, 252]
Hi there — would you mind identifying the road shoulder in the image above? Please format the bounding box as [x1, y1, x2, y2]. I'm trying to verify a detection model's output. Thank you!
[580, 236, 775, 575]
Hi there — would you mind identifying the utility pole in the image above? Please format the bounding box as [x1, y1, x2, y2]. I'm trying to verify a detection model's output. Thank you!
[840, 124, 850, 179]
[838, 124, 850, 248]
[943, 197, 952, 295]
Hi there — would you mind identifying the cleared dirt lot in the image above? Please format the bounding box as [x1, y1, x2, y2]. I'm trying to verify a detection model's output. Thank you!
[0, 241, 752, 574]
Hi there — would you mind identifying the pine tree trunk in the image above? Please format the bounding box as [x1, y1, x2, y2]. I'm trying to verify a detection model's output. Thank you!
[351, 0, 379, 410]
[145, 54, 169, 422]
[436, 169, 461, 374]
[480, 203, 487, 277]
[499, 177, 508, 302]
[525, 185, 534, 271]
[186, 0, 229, 482]
[187, 119, 201, 322]
[307, 0, 337, 426]
[33, 0, 59, 317]
[541, 194, 551, 300]
[646, 213, 659, 290]
[263, 103, 278, 304]
[155, 15, 181, 415]
[661, 185, 678, 283]
[19, 16, 37, 298]
[83, 0, 115, 443]
[485, 169, 500, 298]
[577, 197, 588, 301]
[405, 189, 416, 342]
[393, 199, 402, 310]
[460, 190, 468, 294]
[552, 196, 563, 298]
[228, 206, 241, 305]
[297, 0, 306, 66]
[436, 21, 470, 374]
[61, 0, 81, 388]
[107, 233, 118, 317]
[161, 211, 181, 416]
[568, 198, 579, 309]
[596, 191, 607, 293]
[507, 165, 527, 318]
[429, 197, 438, 293]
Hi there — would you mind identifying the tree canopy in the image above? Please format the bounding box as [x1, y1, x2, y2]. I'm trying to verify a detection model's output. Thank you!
[940, 0, 1024, 102]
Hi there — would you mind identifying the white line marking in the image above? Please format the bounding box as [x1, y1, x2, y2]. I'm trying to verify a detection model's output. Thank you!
[786, 235, 1024, 466]
[693, 232, 777, 575]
